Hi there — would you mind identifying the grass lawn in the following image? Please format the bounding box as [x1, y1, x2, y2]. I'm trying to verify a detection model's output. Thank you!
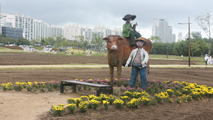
[0, 47, 25, 52]
[149, 54, 205, 65]
[32, 46, 43, 51]
[0, 47, 7, 49]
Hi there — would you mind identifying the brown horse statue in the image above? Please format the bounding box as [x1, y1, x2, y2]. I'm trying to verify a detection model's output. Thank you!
[103, 35, 152, 86]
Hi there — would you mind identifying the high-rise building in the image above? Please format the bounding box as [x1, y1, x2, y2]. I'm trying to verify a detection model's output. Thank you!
[2, 13, 33, 41]
[82, 26, 92, 41]
[31, 19, 63, 41]
[63, 24, 82, 41]
[2, 13, 63, 41]
[172, 34, 176, 43]
[152, 18, 176, 43]
[63, 24, 122, 42]
[2, 27, 23, 39]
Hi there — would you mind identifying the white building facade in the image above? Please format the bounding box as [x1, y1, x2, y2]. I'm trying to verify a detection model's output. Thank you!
[2, 14, 33, 41]
[63, 24, 82, 41]
[152, 19, 176, 43]
[33, 19, 63, 41]
[1, 13, 63, 41]
[63, 24, 122, 42]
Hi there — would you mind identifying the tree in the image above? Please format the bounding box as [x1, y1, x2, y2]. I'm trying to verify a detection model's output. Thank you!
[91, 33, 105, 54]
[0, 36, 8, 44]
[16, 37, 30, 45]
[173, 40, 188, 56]
[195, 10, 213, 55]
[191, 42, 199, 58]
[75, 36, 88, 54]
[40, 38, 48, 46]
[46, 37, 55, 46]
[70, 40, 79, 49]
[194, 39, 208, 57]
[54, 36, 70, 48]
[191, 32, 208, 57]
[149, 35, 161, 43]
[149, 36, 161, 55]
[31, 39, 40, 46]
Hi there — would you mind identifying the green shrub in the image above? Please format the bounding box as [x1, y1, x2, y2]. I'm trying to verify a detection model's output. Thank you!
[26, 86, 33, 91]
[14, 85, 23, 91]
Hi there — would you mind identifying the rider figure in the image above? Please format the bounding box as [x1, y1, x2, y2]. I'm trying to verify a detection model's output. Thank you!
[122, 14, 141, 46]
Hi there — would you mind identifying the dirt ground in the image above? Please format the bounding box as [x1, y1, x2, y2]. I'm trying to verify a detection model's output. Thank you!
[0, 52, 212, 120]
[1, 68, 213, 87]
[1, 68, 213, 120]
[0, 52, 198, 65]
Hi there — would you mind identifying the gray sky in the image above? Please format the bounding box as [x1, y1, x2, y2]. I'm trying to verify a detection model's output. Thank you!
[1, 0, 213, 41]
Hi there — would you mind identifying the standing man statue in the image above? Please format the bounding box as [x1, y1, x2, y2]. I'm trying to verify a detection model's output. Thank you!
[122, 14, 141, 46]
[125, 38, 149, 90]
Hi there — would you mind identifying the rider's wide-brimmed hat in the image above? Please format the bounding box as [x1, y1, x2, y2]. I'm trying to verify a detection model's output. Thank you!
[123, 14, 136, 21]
[134, 37, 147, 46]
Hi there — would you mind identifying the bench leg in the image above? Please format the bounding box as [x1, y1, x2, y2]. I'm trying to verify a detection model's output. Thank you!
[73, 84, 76, 92]
[97, 87, 113, 96]
[60, 81, 64, 94]
[110, 86, 113, 94]
[97, 88, 101, 96]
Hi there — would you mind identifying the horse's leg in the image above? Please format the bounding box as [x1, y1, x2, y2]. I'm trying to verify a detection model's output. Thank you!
[109, 65, 114, 86]
[117, 64, 122, 87]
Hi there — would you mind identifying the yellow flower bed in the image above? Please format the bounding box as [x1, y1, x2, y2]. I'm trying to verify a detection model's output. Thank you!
[2, 80, 213, 116]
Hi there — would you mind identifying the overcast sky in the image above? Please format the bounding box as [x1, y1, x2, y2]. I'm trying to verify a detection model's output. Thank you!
[1, 0, 213, 41]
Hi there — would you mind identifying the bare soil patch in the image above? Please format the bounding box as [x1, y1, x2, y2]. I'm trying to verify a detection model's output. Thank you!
[40, 98, 213, 120]
[0, 52, 106, 65]
[1, 68, 213, 120]
[1, 68, 212, 87]
[2, 46, 24, 50]
[0, 52, 198, 65]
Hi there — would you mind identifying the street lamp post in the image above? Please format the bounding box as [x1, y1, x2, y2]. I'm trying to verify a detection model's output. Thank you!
[178, 17, 191, 67]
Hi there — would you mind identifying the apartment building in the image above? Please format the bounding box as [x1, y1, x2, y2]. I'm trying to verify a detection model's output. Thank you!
[63, 24, 122, 42]
[152, 18, 176, 43]
[2, 13, 63, 41]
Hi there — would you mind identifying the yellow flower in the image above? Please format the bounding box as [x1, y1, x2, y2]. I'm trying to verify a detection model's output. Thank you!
[80, 96, 89, 100]
[66, 103, 76, 108]
[28, 82, 32, 86]
[113, 99, 124, 105]
[103, 100, 109, 105]
[120, 96, 129, 99]
[173, 81, 180, 84]
[181, 94, 185, 98]
[89, 95, 96, 99]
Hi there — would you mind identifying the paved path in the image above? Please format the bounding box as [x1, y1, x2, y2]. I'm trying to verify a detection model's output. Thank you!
[0, 64, 212, 68]
[149, 58, 183, 60]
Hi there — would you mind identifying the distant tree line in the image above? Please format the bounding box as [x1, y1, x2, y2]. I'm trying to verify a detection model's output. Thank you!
[0, 33, 106, 54]
[149, 33, 213, 57]
[150, 10, 213, 57]
[0, 34, 30, 46]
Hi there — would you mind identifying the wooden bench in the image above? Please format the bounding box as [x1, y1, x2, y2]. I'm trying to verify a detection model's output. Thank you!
[60, 80, 113, 96]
